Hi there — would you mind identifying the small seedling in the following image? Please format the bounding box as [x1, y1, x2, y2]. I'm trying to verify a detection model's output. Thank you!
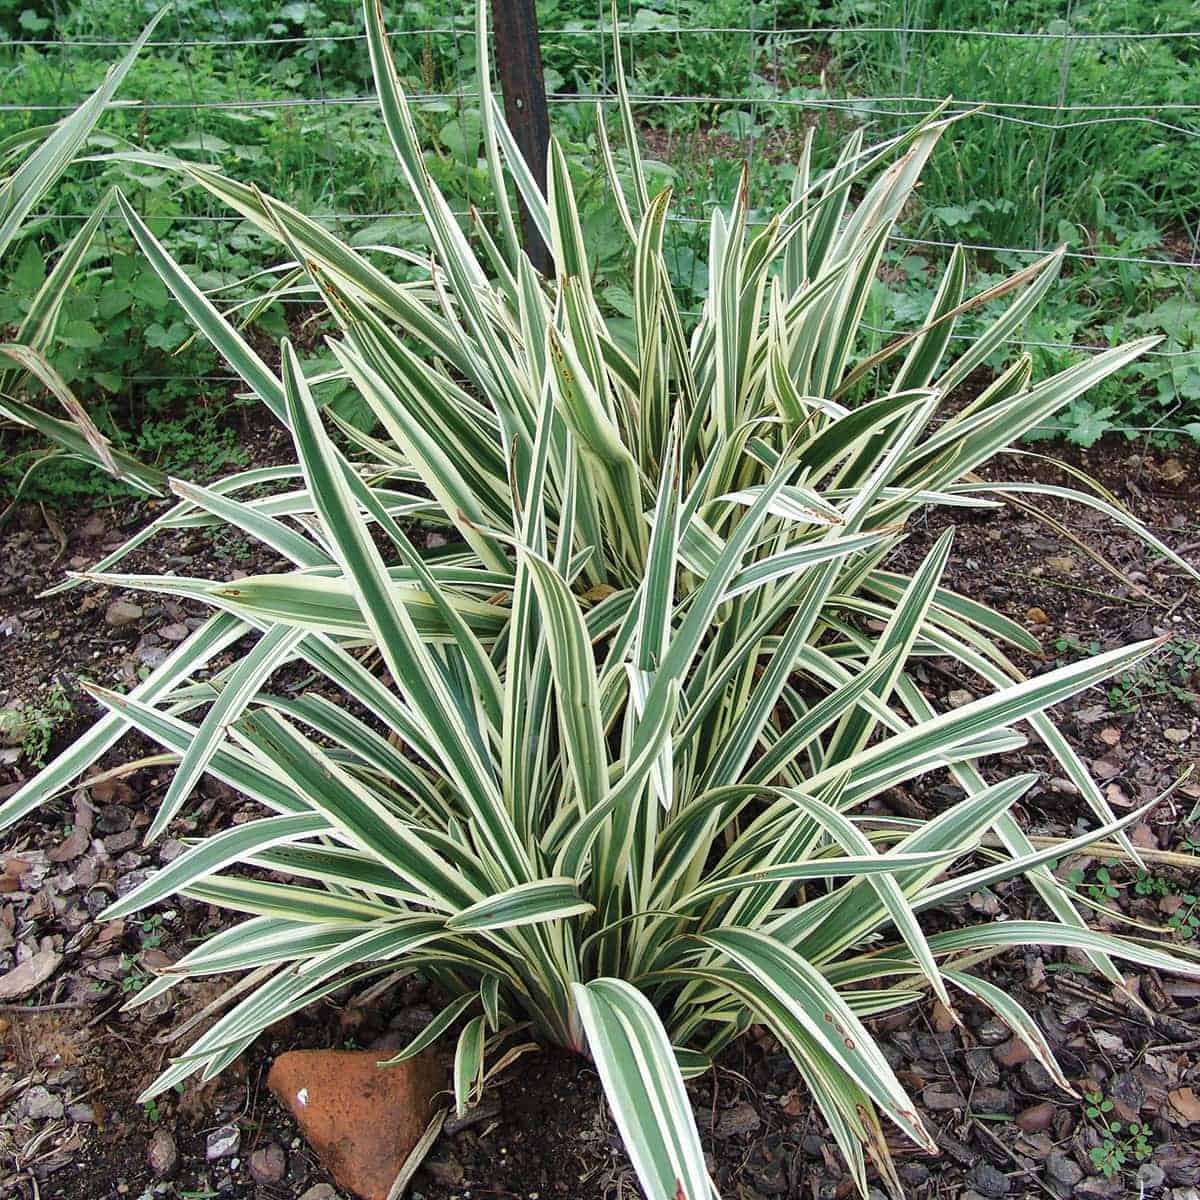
[1, 684, 75, 768]
[1067, 865, 1120, 906]
[1055, 635, 1102, 662]
[118, 952, 150, 994]
[1084, 1090, 1153, 1177]
[1134, 870, 1170, 899]
[1167, 893, 1200, 939]
[1134, 872, 1200, 939]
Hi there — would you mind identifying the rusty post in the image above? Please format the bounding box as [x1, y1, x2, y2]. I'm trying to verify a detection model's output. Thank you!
[489, 0, 551, 272]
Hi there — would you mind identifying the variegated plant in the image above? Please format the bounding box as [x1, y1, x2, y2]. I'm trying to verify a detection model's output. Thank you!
[2, 4, 1198, 1197]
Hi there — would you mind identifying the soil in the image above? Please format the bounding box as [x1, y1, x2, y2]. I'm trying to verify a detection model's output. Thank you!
[1, 425, 1198, 1200]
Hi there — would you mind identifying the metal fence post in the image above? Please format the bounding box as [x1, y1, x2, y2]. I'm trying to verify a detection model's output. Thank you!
[489, 0, 551, 272]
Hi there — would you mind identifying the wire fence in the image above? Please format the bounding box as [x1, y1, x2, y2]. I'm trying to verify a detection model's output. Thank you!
[3, 3, 1199, 438]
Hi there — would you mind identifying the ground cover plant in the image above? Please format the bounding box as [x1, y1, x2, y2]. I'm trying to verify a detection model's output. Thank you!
[1, 0, 1198, 510]
[3, 4, 1200, 1197]
[0, 14, 170, 506]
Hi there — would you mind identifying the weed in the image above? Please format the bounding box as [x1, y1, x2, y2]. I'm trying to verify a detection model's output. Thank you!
[1083, 1089, 1153, 1177]
[1134, 870, 1171, 900]
[118, 952, 150, 994]
[1054, 634, 1102, 662]
[3, 0, 1199, 474]
[1106, 638, 1200, 713]
[1067, 865, 1120, 907]
[1167, 893, 1200, 939]
[0, 683, 74, 767]
[211, 527, 254, 564]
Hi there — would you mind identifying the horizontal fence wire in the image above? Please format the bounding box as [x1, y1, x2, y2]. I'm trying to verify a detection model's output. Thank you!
[6, 24, 1200, 48]
[23, 210, 1200, 278]
[5, 93, 1200, 124]
[2, 9, 1198, 439]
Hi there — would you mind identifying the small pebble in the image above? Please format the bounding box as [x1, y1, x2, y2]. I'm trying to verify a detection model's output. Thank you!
[967, 1162, 1011, 1198]
[1045, 1150, 1083, 1190]
[105, 599, 144, 628]
[147, 1129, 178, 1180]
[1016, 1101, 1055, 1133]
[1136, 1162, 1165, 1189]
[298, 1186, 338, 1200]
[206, 1124, 241, 1161]
[992, 1037, 1032, 1068]
[249, 1143, 287, 1184]
[20, 1086, 63, 1120]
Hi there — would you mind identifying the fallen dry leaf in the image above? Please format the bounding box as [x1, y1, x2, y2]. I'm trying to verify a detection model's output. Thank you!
[0, 941, 62, 1000]
[1159, 457, 1186, 484]
[1167, 1087, 1200, 1126]
[49, 792, 94, 864]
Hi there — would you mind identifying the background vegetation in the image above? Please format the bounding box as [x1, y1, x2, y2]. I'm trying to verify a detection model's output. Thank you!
[1, 0, 1198, 504]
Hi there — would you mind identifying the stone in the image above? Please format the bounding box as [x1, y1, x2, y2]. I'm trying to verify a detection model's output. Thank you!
[1020, 1060, 1055, 1092]
[1045, 1150, 1083, 1191]
[1156, 1143, 1200, 1185]
[965, 1048, 1000, 1086]
[1076, 1178, 1124, 1199]
[268, 1049, 443, 1200]
[248, 1142, 287, 1184]
[206, 1124, 241, 1161]
[20, 1086, 63, 1120]
[714, 1100, 761, 1139]
[976, 1017, 1009, 1045]
[158, 838, 186, 864]
[922, 1083, 966, 1111]
[1137, 1163, 1166, 1190]
[67, 1102, 96, 1124]
[1016, 1101, 1055, 1133]
[968, 1163, 1011, 1198]
[96, 806, 132, 834]
[298, 1186, 339, 1200]
[147, 1130, 178, 1180]
[158, 622, 190, 643]
[992, 1037, 1033, 1068]
[972, 1087, 1014, 1113]
[947, 688, 974, 708]
[105, 600, 144, 628]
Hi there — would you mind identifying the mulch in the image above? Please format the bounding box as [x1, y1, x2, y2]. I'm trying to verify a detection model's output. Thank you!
[0, 429, 1197, 1199]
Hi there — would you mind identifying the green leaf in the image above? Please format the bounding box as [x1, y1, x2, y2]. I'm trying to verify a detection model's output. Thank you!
[574, 979, 714, 1200]
[453, 1015, 487, 1117]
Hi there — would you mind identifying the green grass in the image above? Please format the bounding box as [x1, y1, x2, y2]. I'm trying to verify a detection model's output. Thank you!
[0, 0, 1198, 504]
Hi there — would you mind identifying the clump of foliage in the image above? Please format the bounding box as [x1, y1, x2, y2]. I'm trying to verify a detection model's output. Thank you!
[3, 4, 1199, 1196]
[1084, 1088, 1154, 1177]
[0, 14, 167, 498]
[5, 1, 1200, 459]
[0, 681, 74, 766]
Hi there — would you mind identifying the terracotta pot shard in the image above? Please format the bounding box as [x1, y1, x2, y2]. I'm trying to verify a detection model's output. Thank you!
[268, 1048, 444, 1200]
